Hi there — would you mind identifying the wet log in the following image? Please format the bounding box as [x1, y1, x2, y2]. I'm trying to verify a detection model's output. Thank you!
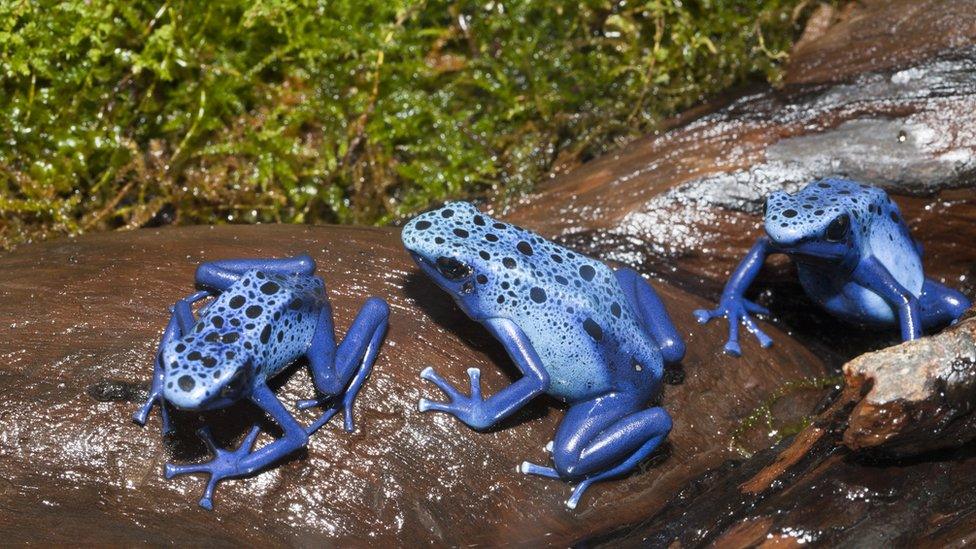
[587, 307, 976, 547]
[0, 225, 826, 545]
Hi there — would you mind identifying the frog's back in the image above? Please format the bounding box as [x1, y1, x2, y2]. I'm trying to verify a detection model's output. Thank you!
[861, 189, 923, 295]
[199, 270, 325, 378]
[474, 235, 663, 401]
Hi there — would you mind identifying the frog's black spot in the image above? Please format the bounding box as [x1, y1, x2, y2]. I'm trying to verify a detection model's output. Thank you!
[890, 211, 899, 223]
[473, 215, 486, 226]
[434, 237, 445, 245]
[244, 341, 253, 349]
[204, 332, 219, 343]
[530, 287, 547, 303]
[211, 317, 224, 329]
[611, 302, 622, 317]
[246, 305, 263, 319]
[555, 275, 568, 285]
[277, 331, 284, 343]
[289, 298, 303, 310]
[222, 332, 239, 344]
[170, 361, 178, 370]
[260, 325, 272, 344]
[579, 265, 596, 281]
[229, 295, 246, 309]
[415, 220, 432, 230]
[230, 318, 241, 327]
[226, 351, 236, 360]
[454, 228, 469, 238]
[256, 272, 266, 279]
[814, 209, 825, 216]
[551, 254, 563, 263]
[501, 281, 510, 289]
[485, 234, 499, 242]
[178, 375, 195, 391]
[194, 323, 204, 333]
[783, 209, 798, 218]
[187, 351, 202, 361]
[503, 257, 516, 269]
[175, 344, 186, 352]
[202, 356, 218, 368]
[273, 311, 281, 321]
[479, 250, 490, 261]
[493, 222, 506, 230]
[260, 281, 280, 295]
[497, 295, 505, 304]
[517, 241, 534, 256]
[583, 318, 603, 341]
[441, 208, 454, 218]
[477, 274, 488, 284]
[818, 182, 831, 188]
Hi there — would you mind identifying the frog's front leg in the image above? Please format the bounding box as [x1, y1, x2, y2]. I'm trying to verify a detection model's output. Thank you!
[852, 257, 922, 341]
[418, 318, 550, 430]
[615, 268, 685, 364]
[133, 289, 211, 432]
[694, 237, 774, 356]
[521, 393, 671, 509]
[299, 297, 390, 434]
[164, 382, 309, 510]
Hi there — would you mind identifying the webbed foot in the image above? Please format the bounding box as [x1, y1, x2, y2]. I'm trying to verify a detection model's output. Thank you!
[164, 426, 262, 510]
[694, 296, 772, 356]
[418, 366, 491, 430]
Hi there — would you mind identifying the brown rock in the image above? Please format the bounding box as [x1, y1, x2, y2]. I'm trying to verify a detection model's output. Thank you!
[0, 224, 827, 545]
[843, 307, 976, 455]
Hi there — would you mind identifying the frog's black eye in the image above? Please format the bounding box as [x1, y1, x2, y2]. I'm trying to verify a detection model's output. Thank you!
[825, 213, 850, 242]
[435, 256, 472, 281]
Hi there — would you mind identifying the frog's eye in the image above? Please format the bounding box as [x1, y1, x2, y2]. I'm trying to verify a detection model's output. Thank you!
[762, 198, 768, 217]
[435, 256, 472, 281]
[825, 213, 850, 242]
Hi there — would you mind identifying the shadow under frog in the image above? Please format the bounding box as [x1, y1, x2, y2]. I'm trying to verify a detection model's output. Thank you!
[402, 202, 685, 509]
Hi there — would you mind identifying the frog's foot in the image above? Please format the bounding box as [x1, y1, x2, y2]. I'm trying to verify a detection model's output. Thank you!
[296, 397, 342, 435]
[693, 297, 772, 357]
[164, 426, 262, 510]
[418, 366, 492, 430]
[133, 390, 172, 434]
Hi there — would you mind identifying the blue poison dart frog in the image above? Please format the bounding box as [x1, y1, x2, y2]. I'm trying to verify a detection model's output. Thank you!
[401, 202, 685, 509]
[696, 178, 970, 356]
[133, 255, 389, 509]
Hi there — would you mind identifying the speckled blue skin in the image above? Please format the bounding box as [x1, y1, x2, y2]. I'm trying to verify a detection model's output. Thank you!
[132, 255, 389, 510]
[402, 202, 685, 509]
[696, 178, 971, 356]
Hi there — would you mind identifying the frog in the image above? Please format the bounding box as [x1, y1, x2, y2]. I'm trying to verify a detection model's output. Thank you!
[695, 178, 971, 356]
[132, 254, 389, 509]
[401, 202, 685, 509]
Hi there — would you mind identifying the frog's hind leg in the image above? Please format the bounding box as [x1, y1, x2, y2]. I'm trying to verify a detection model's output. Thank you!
[521, 393, 671, 509]
[919, 278, 971, 329]
[164, 382, 309, 510]
[614, 268, 685, 364]
[299, 296, 390, 434]
[195, 254, 316, 291]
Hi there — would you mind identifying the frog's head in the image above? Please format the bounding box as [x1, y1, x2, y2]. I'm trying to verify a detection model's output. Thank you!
[161, 339, 254, 411]
[763, 178, 866, 265]
[401, 201, 533, 320]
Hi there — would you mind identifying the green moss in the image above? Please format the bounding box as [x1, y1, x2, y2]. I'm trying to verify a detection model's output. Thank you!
[1, 0, 817, 248]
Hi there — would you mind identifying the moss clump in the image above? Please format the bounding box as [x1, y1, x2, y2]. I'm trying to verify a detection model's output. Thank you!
[1, 0, 815, 248]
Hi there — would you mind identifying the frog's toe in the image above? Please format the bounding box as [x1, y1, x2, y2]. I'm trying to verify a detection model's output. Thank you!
[723, 339, 743, 357]
[693, 308, 716, 324]
[296, 398, 321, 410]
[418, 397, 450, 414]
[744, 301, 770, 316]
[519, 461, 560, 478]
[566, 479, 595, 510]
[420, 366, 464, 399]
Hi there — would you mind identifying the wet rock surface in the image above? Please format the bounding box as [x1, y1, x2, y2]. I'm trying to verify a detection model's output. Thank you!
[0, 225, 826, 545]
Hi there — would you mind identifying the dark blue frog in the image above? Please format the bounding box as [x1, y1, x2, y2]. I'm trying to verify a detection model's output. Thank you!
[133, 255, 389, 509]
[402, 202, 684, 508]
[696, 178, 970, 356]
